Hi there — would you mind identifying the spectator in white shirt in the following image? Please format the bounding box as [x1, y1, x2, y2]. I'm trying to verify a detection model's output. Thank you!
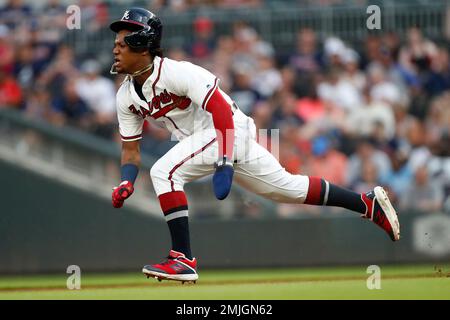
[76, 59, 116, 138]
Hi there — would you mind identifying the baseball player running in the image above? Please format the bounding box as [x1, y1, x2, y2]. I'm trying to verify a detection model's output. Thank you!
[110, 8, 400, 283]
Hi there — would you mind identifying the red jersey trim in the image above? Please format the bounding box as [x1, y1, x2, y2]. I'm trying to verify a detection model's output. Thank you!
[152, 58, 164, 96]
[201, 77, 219, 110]
[120, 133, 142, 141]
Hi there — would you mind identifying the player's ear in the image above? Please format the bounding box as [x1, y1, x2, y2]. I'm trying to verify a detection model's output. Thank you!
[140, 50, 150, 57]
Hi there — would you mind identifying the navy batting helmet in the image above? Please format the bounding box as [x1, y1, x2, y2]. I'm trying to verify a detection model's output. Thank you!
[110, 7, 162, 51]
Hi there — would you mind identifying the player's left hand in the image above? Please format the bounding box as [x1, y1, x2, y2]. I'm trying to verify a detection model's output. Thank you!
[213, 156, 234, 200]
[112, 181, 134, 208]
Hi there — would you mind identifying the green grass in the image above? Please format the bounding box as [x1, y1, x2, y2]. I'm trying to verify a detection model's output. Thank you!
[0, 264, 449, 300]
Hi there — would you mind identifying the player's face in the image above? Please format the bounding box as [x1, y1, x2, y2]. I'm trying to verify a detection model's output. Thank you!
[112, 30, 141, 74]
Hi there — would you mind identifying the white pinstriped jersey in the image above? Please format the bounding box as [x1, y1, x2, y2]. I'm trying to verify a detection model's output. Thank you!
[116, 56, 248, 142]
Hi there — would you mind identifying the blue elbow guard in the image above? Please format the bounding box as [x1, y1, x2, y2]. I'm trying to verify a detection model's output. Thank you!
[212, 157, 234, 200]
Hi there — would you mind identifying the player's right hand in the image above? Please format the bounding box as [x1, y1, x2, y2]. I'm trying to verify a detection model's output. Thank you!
[112, 181, 134, 208]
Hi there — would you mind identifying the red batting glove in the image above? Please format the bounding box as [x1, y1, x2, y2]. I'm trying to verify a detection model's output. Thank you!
[112, 181, 134, 208]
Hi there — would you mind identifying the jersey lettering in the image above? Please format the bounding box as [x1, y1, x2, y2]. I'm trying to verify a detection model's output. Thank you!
[128, 91, 192, 119]
[151, 95, 161, 110]
[128, 104, 138, 114]
[128, 104, 151, 118]
[160, 89, 172, 104]
[152, 92, 191, 119]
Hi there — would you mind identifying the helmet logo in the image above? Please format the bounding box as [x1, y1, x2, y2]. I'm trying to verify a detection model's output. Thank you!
[122, 10, 130, 20]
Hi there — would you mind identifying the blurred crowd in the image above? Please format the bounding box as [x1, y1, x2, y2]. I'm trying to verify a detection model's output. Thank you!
[0, 0, 449, 216]
[201, 21, 449, 217]
[0, 0, 115, 137]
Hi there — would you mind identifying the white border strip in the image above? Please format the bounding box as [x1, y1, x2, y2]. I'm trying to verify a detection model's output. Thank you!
[165, 210, 189, 222]
[323, 180, 330, 205]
